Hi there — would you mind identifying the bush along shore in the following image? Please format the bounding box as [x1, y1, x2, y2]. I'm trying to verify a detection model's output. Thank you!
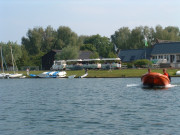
[5, 68, 180, 78]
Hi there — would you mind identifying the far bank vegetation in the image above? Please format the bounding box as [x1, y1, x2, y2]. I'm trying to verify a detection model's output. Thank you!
[1, 25, 180, 69]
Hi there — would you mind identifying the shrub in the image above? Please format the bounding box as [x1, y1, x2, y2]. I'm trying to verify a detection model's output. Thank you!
[134, 59, 152, 68]
[127, 63, 133, 68]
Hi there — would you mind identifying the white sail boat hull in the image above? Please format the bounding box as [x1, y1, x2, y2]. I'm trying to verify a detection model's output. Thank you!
[0, 73, 9, 78]
[37, 71, 67, 78]
[56, 71, 66, 78]
[8, 73, 23, 78]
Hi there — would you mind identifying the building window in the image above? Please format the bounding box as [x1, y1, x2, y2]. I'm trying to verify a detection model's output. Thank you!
[170, 55, 175, 63]
[158, 55, 163, 59]
[176, 55, 180, 62]
[164, 55, 167, 59]
[163, 55, 169, 61]
[152, 56, 157, 59]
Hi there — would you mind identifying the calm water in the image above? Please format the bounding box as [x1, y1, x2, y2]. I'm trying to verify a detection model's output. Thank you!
[0, 77, 180, 135]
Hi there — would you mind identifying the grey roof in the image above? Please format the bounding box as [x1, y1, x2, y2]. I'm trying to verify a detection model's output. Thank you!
[118, 48, 152, 62]
[43, 50, 93, 60]
[51, 50, 93, 59]
[78, 51, 93, 59]
[151, 42, 180, 55]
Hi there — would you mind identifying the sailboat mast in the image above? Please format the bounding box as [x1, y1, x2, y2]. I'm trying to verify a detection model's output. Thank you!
[10, 46, 15, 74]
[1, 46, 4, 73]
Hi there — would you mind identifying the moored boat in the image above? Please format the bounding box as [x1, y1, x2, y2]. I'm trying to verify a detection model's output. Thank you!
[0, 73, 10, 78]
[80, 73, 88, 78]
[7, 46, 23, 78]
[141, 72, 170, 87]
[68, 75, 76, 79]
[56, 71, 66, 78]
[30, 71, 67, 78]
[176, 71, 180, 75]
[0, 46, 10, 79]
[8, 73, 23, 78]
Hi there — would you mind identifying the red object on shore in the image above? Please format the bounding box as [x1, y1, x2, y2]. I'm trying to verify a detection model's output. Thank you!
[141, 72, 170, 87]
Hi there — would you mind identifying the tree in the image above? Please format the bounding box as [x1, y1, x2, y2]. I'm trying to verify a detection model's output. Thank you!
[111, 26, 156, 49]
[90, 52, 99, 59]
[107, 52, 117, 58]
[143, 26, 155, 46]
[111, 27, 131, 49]
[155, 25, 165, 40]
[41, 26, 57, 52]
[55, 46, 79, 60]
[16, 45, 33, 68]
[164, 26, 180, 40]
[80, 44, 97, 52]
[22, 27, 44, 55]
[21, 26, 81, 66]
[0, 42, 22, 67]
[55, 26, 79, 49]
[154, 25, 180, 41]
[130, 26, 144, 49]
[84, 34, 114, 57]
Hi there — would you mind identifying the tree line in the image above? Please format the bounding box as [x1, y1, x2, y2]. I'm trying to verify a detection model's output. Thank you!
[1, 25, 180, 69]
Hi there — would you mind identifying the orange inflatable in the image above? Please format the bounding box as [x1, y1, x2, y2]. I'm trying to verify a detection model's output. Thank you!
[141, 72, 170, 87]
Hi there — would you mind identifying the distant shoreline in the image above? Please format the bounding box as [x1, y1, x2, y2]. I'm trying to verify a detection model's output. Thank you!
[3, 68, 179, 78]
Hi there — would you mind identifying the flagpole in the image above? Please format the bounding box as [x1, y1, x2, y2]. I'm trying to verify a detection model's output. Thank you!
[144, 36, 148, 59]
[145, 46, 146, 59]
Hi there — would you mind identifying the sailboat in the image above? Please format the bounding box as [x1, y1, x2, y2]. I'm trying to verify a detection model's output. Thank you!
[8, 46, 23, 78]
[0, 46, 10, 78]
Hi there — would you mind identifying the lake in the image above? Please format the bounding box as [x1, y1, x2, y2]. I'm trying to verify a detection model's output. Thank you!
[0, 77, 180, 135]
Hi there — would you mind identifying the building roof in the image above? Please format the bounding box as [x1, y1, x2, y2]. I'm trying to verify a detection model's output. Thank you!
[151, 42, 180, 55]
[78, 51, 93, 59]
[118, 48, 152, 62]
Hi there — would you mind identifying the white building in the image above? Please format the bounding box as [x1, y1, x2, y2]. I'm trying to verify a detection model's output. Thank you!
[151, 42, 180, 68]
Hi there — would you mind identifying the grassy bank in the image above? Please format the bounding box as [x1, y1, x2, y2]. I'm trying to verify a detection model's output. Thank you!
[71, 68, 179, 78]
[8, 68, 180, 78]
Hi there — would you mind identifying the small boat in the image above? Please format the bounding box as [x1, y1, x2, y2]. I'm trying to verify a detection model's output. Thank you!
[30, 71, 67, 78]
[68, 75, 76, 79]
[176, 71, 180, 75]
[20, 76, 26, 79]
[80, 73, 88, 78]
[29, 74, 38, 78]
[0, 73, 10, 78]
[0, 46, 11, 79]
[141, 72, 170, 88]
[8, 73, 23, 78]
[56, 71, 67, 78]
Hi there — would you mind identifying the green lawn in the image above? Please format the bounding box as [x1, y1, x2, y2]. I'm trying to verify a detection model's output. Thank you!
[12, 68, 180, 78]
[80, 68, 179, 78]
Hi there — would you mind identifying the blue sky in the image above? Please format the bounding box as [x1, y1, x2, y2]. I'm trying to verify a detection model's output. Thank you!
[1, 0, 180, 44]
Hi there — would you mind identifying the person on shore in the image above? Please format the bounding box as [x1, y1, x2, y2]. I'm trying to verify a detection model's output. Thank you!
[163, 68, 171, 82]
[148, 68, 151, 73]
[85, 68, 88, 74]
[26, 68, 30, 75]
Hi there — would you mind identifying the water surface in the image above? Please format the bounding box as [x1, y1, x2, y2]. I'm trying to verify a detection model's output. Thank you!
[0, 78, 180, 135]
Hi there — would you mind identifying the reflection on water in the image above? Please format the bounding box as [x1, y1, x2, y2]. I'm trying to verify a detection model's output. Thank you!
[0, 78, 180, 135]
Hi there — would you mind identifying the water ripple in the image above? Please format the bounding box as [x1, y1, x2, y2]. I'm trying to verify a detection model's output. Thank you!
[0, 78, 180, 135]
